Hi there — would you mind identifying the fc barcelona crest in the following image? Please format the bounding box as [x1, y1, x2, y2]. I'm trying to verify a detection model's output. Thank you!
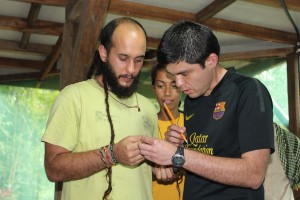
[213, 101, 226, 120]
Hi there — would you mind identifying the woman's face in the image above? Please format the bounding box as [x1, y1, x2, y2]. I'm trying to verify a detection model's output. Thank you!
[153, 69, 182, 111]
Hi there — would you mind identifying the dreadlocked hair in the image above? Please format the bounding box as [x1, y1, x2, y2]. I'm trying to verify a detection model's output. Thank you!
[86, 51, 101, 79]
[102, 75, 116, 200]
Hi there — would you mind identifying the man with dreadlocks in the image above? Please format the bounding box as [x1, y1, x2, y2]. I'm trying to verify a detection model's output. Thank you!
[42, 17, 158, 200]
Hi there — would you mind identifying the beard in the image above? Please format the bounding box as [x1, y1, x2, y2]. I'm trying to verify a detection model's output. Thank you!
[102, 60, 140, 99]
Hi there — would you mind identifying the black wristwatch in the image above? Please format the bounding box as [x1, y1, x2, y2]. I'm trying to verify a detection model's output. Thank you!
[171, 146, 185, 174]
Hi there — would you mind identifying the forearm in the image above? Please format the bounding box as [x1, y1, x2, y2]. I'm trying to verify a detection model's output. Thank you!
[45, 136, 143, 182]
[45, 149, 106, 182]
[184, 149, 270, 189]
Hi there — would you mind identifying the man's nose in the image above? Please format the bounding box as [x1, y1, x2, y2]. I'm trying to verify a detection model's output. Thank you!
[125, 60, 135, 74]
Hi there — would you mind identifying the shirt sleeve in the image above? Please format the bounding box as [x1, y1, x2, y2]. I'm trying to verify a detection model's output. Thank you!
[41, 85, 80, 151]
[237, 78, 274, 154]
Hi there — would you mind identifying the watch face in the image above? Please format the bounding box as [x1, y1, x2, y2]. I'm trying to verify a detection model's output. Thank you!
[172, 154, 185, 167]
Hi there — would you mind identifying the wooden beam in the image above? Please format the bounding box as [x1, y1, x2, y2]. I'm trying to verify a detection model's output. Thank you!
[0, 39, 52, 55]
[20, 3, 41, 49]
[287, 53, 300, 137]
[13, 0, 68, 7]
[196, 0, 236, 22]
[27, 3, 41, 27]
[62, 0, 110, 88]
[0, 71, 59, 83]
[60, 21, 77, 90]
[109, 0, 195, 23]
[16, 0, 300, 12]
[0, 57, 43, 70]
[147, 37, 160, 50]
[0, 72, 40, 82]
[54, 182, 63, 200]
[66, 0, 84, 22]
[108, 0, 297, 45]
[40, 34, 62, 80]
[243, 0, 300, 12]
[142, 47, 295, 65]
[0, 15, 63, 35]
[203, 18, 297, 44]
[220, 47, 294, 61]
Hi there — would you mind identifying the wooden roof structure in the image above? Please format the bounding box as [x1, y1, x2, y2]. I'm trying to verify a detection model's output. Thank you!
[1, 1, 299, 199]
[0, 0, 299, 136]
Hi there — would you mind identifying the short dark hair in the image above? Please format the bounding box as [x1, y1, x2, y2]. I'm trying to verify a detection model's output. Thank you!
[157, 20, 220, 68]
[150, 62, 165, 86]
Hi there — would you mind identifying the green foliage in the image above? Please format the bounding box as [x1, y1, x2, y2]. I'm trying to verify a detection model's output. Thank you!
[224, 58, 289, 127]
[254, 62, 289, 127]
[0, 85, 58, 200]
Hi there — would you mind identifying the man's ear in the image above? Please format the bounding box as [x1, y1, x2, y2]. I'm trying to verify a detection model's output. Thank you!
[98, 45, 107, 62]
[205, 53, 219, 69]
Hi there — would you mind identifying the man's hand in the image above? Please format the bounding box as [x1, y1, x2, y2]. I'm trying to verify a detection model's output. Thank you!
[154, 165, 175, 181]
[165, 124, 186, 146]
[139, 136, 176, 166]
[114, 135, 145, 166]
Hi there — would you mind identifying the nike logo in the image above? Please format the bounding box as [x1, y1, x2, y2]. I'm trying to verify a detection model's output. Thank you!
[185, 113, 194, 121]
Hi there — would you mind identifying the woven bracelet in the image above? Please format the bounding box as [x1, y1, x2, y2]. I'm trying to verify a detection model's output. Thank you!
[99, 144, 118, 166]
[109, 144, 118, 164]
[98, 148, 108, 167]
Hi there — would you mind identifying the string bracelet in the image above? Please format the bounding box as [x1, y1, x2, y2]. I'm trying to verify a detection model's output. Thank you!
[99, 144, 118, 167]
[109, 144, 118, 164]
[98, 148, 108, 167]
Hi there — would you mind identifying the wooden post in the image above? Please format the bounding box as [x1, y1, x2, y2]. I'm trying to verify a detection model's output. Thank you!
[60, 0, 109, 89]
[286, 52, 300, 137]
[55, 0, 110, 199]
